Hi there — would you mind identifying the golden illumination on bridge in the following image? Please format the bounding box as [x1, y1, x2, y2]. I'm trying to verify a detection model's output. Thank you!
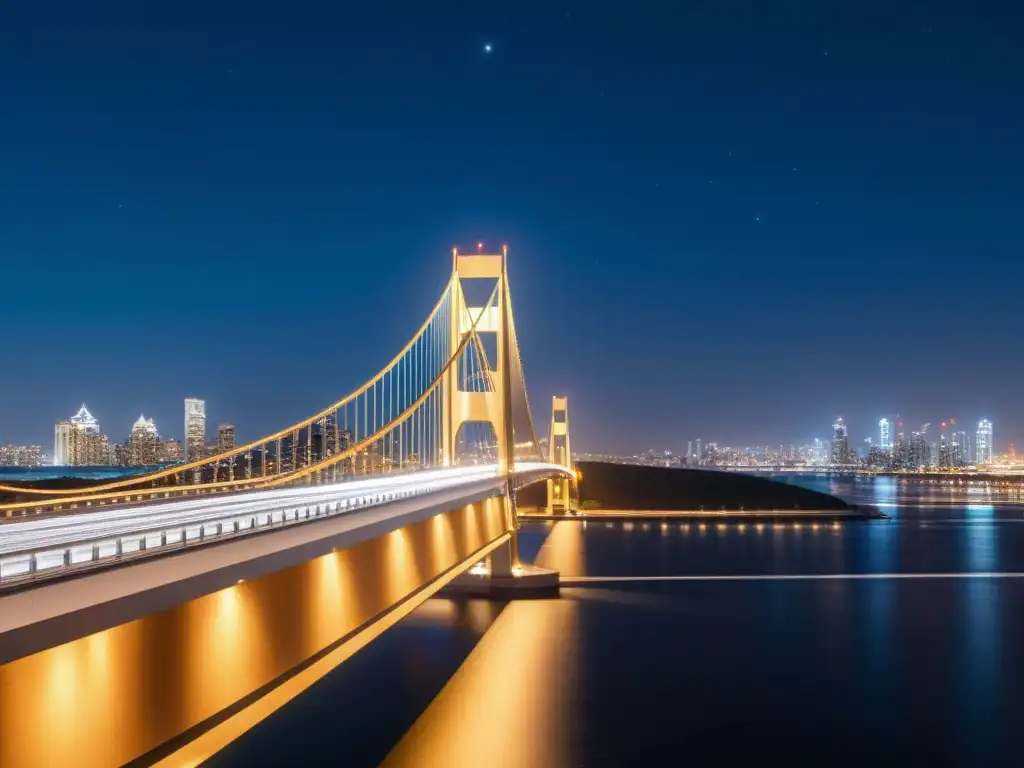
[0, 498, 508, 768]
[381, 598, 581, 768]
[0, 247, 579, 765]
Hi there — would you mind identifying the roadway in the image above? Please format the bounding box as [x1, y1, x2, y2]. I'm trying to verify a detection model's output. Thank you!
[0, 462, 568, 582]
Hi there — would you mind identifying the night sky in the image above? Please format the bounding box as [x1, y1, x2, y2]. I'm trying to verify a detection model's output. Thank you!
[2, 1, 1022, 454]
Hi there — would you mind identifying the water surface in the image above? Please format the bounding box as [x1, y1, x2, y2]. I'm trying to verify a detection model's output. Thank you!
[210, 477, 1024, 767]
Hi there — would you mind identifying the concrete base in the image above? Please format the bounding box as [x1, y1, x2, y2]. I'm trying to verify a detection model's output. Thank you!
[442, 563, 561, 599]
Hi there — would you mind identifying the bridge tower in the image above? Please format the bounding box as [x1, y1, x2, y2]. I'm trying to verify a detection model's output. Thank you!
[546, 396, 575, 514]
[443, 245, 520, 568]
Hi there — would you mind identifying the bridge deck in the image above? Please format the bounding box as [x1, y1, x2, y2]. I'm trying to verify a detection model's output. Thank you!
[0, 477, 510, 666]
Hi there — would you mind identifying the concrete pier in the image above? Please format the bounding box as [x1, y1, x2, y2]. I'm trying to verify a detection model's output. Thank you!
[442, 542, 560, 598]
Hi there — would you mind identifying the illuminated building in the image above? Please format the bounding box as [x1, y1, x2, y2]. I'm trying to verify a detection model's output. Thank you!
[939, 431, 952, 468]
[53, 422, 72, 465]
[0, 444, 44, 467]
[893, 432, 908, 467]
[217, 423, 236, 453]
[976, 419, 993, 465]
[955, 430, 970, 465]
[907, 424, 930, 468]
[184, 398, 206, 462]
[879, 418, 892, 452]
[163, 437, 182, 462]
[322, 415, 337, 457]
[866, 445, 889, 469]
[831, 417, 852, 465]
[53, 404, 110, 466]
[126, 415, 160, 466]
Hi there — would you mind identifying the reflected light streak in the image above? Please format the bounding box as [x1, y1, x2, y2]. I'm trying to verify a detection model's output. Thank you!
[535, 520, 585, 576]
[382, 599, 580, 768]
[405, 599, 459, 625]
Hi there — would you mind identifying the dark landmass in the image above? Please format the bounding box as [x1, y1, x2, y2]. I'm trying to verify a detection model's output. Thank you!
[5, 462, 854, 513]
[519, 461, 851, 511]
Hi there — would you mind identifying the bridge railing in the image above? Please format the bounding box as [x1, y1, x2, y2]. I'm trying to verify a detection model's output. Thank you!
[0, 489, 425, 585]
[0, 464, 570, 587]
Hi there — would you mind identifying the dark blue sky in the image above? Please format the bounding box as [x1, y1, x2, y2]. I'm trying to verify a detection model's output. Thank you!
[2, 1, 1022, 453]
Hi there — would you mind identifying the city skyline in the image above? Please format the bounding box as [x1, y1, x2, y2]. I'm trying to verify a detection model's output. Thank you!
[2, 397, 1016, 467]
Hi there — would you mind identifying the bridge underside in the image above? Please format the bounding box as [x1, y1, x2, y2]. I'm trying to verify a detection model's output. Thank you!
[0, 494, 512, 768]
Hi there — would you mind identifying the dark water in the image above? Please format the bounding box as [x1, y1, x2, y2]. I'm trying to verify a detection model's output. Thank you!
[208, 478, 1024, 767]
[0, 465, 165, 482]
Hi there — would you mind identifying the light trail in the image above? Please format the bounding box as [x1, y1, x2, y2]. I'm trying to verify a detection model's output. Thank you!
[0, 463, 569, 580]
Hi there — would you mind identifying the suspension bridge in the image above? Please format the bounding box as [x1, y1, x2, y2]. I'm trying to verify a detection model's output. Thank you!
[0, 246, 576, 585]
[0, 247, 582, 767]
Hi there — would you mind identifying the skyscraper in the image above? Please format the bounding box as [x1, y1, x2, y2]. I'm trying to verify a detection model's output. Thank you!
[127, 415, 160, 466]
[955, 430, 970, 465]
[879, 418, 892, 452]
[217, 423, 236, 453]
[54, 404, 109, 466]
[907, 424, 930, 468]
[831, 418, 852, 465]
[53, 422, 72, 466]
[185, 398, 206, 462]
[976, 419, 993, 465]
[163, 437, 183, 462]
[939, 431, 953, 468]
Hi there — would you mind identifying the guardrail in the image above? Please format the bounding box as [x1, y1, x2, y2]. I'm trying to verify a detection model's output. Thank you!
[0, 485, 440, 587]
[0, 465, 570, 589]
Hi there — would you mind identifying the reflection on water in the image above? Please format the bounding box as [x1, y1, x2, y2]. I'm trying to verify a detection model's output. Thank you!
[103, 476, 1024, 766]
[0, 498, 507, 768]
[770, 471, 1024, 511]
[381, 599, 580, 768]
[535, 520, 585, 575]
[960, 504, 1000, 762]
[404, 597, 504, 634]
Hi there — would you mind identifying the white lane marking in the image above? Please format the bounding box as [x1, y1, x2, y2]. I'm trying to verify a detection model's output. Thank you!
[560, 572, 1024, 583]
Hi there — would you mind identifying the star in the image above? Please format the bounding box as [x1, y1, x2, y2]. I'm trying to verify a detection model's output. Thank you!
[483, 43, 493, 54]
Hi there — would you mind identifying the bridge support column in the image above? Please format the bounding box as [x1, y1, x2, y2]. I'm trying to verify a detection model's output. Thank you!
[442, 246, 522, 555]
[438, 246, 559, 597]
[546, 396, 575, 514]
[443, 533, 560, 598]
